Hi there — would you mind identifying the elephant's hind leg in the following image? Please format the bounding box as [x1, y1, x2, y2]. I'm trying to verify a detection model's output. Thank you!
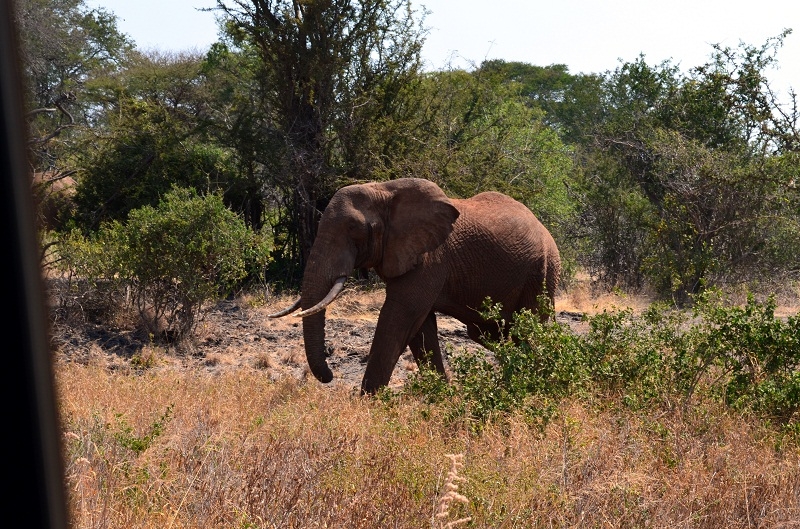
[408, 312, 447, 378]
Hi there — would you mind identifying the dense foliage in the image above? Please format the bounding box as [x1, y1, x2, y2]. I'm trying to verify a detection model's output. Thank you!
[212, 0, 432, 281]
[15, 0, 799, 328]
[563, 37, 800, 299]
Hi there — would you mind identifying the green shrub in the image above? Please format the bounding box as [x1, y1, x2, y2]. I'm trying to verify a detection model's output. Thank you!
[684, 291, 800, 423]
[58, 186, 270, 339]
[583, 303, 683, 408]
[113, 405, 174, 456]
[407, 298, 588, 427]
[407, 291, 800, 430]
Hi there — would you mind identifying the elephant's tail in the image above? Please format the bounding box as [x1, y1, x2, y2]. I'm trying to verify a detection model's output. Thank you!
[545, 254, 561, 314]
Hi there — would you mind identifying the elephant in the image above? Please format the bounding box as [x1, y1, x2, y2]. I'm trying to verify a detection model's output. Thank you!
[270, 178, 561, 394]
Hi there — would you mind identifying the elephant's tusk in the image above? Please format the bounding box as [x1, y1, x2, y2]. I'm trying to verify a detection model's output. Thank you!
[268, 297, 302, 318]
[295, 276, 347, 318]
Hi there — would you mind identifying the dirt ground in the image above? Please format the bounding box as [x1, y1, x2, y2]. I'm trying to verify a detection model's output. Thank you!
[50, 275, 664, 391]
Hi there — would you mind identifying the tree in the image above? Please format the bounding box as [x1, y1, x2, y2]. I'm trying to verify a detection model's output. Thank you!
[73, 51, 244, 230]
[213, 0, 428, 283]
[199, 42, 278, 230]
[15, 0, 133, 172]
[395, 67, 576, 261]
[477, 61, 575, 128]
[14, 0, 133, 240]
[564, 33, 800, 299]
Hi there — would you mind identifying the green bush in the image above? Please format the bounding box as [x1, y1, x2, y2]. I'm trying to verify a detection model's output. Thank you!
[113, 405, 174, 456]
[58, 186, 270, 339]
[582, 303, 685, 408]
[407, 292, 800, 430]
[73, 97, 243, 231]
[683, 292, 800, 423]
[407, 298, 588, 427]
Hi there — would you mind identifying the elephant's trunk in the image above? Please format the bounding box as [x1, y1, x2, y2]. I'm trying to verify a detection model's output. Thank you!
[299, 275, 349, 384]
[301, 310, 334, 383]
[296, 207, 360, 384]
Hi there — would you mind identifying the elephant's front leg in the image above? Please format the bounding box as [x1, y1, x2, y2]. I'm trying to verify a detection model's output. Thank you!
[408, 312, 447, 378]
[361, 296, 434, 394]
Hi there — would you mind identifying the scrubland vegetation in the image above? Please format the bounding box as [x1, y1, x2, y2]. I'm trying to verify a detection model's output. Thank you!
[53, 282, 800, 527]
[58, 311, 800, 527]
[15, 0, 800, 526]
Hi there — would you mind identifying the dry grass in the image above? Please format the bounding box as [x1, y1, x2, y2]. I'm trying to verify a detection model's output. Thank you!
[56, 361, 800, 528]
[53, 275, 800, 527]
[434, 454, 472, 528]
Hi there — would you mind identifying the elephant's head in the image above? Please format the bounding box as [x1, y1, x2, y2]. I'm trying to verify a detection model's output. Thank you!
[269, 178, 460, 383]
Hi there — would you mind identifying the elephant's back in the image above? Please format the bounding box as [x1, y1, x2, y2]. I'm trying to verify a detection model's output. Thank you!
[443, 192, 559, 300]
[452, 192, 552, 242]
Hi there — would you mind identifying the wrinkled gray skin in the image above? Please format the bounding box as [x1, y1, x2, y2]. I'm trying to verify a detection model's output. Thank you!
[271, 178, 561, 395]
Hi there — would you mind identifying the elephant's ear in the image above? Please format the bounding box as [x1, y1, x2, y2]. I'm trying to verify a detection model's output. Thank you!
[380, 179, 460, 278]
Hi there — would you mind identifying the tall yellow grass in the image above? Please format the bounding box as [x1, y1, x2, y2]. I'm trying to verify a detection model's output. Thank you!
[56, 363, 800, 528]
